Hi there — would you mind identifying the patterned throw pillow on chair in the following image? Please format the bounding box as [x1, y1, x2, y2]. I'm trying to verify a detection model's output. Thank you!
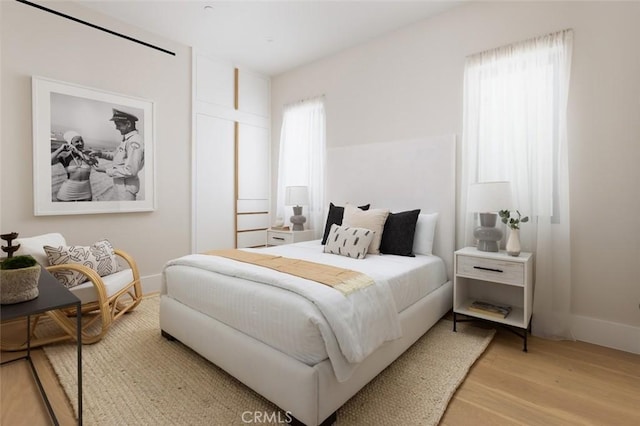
[44, 239, 119, 288]
[323, 224, 375, 259]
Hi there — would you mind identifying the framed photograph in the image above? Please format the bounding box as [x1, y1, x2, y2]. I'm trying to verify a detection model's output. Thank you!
[32, 76, 155, 215]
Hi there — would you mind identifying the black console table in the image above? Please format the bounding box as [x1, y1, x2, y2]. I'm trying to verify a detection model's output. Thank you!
[1, 266, 82, 425]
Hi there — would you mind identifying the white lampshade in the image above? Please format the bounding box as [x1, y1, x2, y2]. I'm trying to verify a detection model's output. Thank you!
[467, 181, 513, 213]
[285, 186, 309, 206]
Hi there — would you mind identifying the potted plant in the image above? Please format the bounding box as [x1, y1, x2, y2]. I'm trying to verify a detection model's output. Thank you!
[498, 210, 529, 256]
[0, 255, 41, 304]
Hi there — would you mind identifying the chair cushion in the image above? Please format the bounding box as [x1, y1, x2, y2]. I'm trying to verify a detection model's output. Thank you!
[15, 233, 67, 266]
[69, 268, 134, 304]
[44, 240, 119, 288]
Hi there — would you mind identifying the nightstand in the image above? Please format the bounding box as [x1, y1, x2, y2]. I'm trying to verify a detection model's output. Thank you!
[453, 247, 533, 351]
[266, 229, 314, 246]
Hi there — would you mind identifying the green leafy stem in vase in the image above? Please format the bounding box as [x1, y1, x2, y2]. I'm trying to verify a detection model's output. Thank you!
[499, 210, 529, 230]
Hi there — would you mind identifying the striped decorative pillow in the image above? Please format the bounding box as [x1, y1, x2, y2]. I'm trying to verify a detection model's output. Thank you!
[323, 224, 375, 259]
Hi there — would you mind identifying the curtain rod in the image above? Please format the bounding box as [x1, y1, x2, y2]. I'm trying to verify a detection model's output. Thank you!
[284, 94, 325, 108]
[16, 0, 176, 57]
[466, 28, 572, 59]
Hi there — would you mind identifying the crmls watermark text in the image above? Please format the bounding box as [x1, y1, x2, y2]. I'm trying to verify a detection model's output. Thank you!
[241, 411, 293, 424]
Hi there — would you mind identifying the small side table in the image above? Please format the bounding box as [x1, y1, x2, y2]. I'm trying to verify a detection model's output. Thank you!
[1, 266, 83, 425]
[453, 247, 533, 351]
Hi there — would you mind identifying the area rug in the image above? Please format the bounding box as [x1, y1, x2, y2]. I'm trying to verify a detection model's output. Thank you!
[43, 296, 495, 425]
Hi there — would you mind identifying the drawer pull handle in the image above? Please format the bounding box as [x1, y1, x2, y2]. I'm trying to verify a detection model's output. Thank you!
[473, 266, 503, 273]
[272, 237, 285, 241]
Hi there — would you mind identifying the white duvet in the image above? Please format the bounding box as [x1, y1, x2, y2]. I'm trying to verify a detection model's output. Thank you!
[164, 245, 403, 382]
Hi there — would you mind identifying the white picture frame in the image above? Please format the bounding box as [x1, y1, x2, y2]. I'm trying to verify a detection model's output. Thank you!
[32, 76, 156, 215]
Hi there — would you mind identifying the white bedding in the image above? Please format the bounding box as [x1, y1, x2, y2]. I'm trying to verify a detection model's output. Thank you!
[162, 240, 447, 382]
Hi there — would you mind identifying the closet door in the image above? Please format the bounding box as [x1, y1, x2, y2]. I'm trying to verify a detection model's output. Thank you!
[237, 68, 270, 118]
[193, 52, 271, 251]
[194, 114, 235, 252]
[195, 55, 234, 109]
[236, 122, 270, 247]
[237, 123, 269, 200]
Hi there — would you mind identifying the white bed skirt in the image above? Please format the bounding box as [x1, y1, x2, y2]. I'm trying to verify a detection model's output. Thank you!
[159, 280, 452, 426]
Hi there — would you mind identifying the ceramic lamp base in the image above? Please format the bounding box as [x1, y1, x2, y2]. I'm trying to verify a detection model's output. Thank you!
[290, 215, 306, 231]
[290, 206, 306, 231]
[473, 212, 503, 252]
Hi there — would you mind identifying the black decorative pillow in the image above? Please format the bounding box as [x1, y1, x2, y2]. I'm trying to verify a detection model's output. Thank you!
[44, 239, 119, 288]
[323, 224, 374, 259]
[379, 209, 421, 257]
[321, 202, 370, 245]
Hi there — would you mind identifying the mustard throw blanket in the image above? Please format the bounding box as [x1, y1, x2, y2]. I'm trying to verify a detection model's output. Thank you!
[205, 249, 374, 295]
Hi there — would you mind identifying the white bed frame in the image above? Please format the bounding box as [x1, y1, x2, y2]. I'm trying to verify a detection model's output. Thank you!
[160, 135, 456, 425]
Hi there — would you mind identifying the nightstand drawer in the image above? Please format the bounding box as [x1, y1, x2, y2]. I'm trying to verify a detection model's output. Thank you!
[457, 255, 524, 286]
[267, 232, 293, 246]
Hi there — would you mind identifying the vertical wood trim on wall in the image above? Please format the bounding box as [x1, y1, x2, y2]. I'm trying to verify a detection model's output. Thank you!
[234, 68, 239, 110]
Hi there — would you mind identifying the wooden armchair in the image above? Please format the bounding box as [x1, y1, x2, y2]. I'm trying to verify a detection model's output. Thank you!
[0, 233, 142, 351]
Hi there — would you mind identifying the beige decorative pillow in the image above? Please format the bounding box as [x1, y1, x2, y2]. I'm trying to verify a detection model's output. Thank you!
[324, 224, 375, 259]
[342, 204, 390, 255]
[44, 239, 119, 288]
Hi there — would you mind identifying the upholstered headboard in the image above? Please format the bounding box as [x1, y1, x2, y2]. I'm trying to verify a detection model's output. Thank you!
[326, 135, 456, 279]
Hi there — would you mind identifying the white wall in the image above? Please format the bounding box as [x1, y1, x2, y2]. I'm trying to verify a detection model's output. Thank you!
[0, 1, 192, 293]
[271, 1, 640, 352]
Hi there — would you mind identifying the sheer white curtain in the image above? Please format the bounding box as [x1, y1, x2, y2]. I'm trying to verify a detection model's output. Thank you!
[276, 97, 326, 238]
[460, 29, 574, 339]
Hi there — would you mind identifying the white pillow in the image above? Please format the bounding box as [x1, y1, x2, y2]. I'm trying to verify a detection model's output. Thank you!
[342, 204, 390, 255]
[412, 212, 439, 256]
[16, 233, 67, 266]
[324, 224, 375, 259]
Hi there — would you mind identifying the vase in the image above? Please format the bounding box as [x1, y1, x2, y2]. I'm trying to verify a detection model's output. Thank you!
[0, 264, 41, 304]
[506, 228, 521, 257]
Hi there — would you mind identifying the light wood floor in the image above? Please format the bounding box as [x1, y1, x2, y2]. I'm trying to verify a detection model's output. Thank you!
[442, 327, 640, 425]
[1, 326, 639, 425]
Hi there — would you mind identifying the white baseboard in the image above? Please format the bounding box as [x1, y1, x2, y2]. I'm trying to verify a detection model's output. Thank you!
[572, 314, 640, 355]
[140, 273, 162, 295]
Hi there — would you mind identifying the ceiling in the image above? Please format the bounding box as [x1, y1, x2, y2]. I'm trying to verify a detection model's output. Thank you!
[76, 1, 463, 76]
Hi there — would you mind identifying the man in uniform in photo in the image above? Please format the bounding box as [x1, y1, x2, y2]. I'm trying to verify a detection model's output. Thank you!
[92, 108, 145, 201]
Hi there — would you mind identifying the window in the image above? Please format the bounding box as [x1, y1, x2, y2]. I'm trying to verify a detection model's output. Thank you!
[276, 97, 326, 237]
[462, 30, 573, 224]
[461, 29, 574, 339]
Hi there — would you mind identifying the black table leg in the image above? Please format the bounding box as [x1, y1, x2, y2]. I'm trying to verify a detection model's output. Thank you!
[77, 302, 82, 425]
[26, 315, 59, 425]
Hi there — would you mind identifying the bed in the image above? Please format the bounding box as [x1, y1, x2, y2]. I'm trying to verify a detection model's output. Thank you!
[160, 135, 456, 425]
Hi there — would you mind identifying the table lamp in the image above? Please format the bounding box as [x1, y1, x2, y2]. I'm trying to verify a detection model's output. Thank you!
[467, 181, 512, 252]
[285, 186, 309, 231]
